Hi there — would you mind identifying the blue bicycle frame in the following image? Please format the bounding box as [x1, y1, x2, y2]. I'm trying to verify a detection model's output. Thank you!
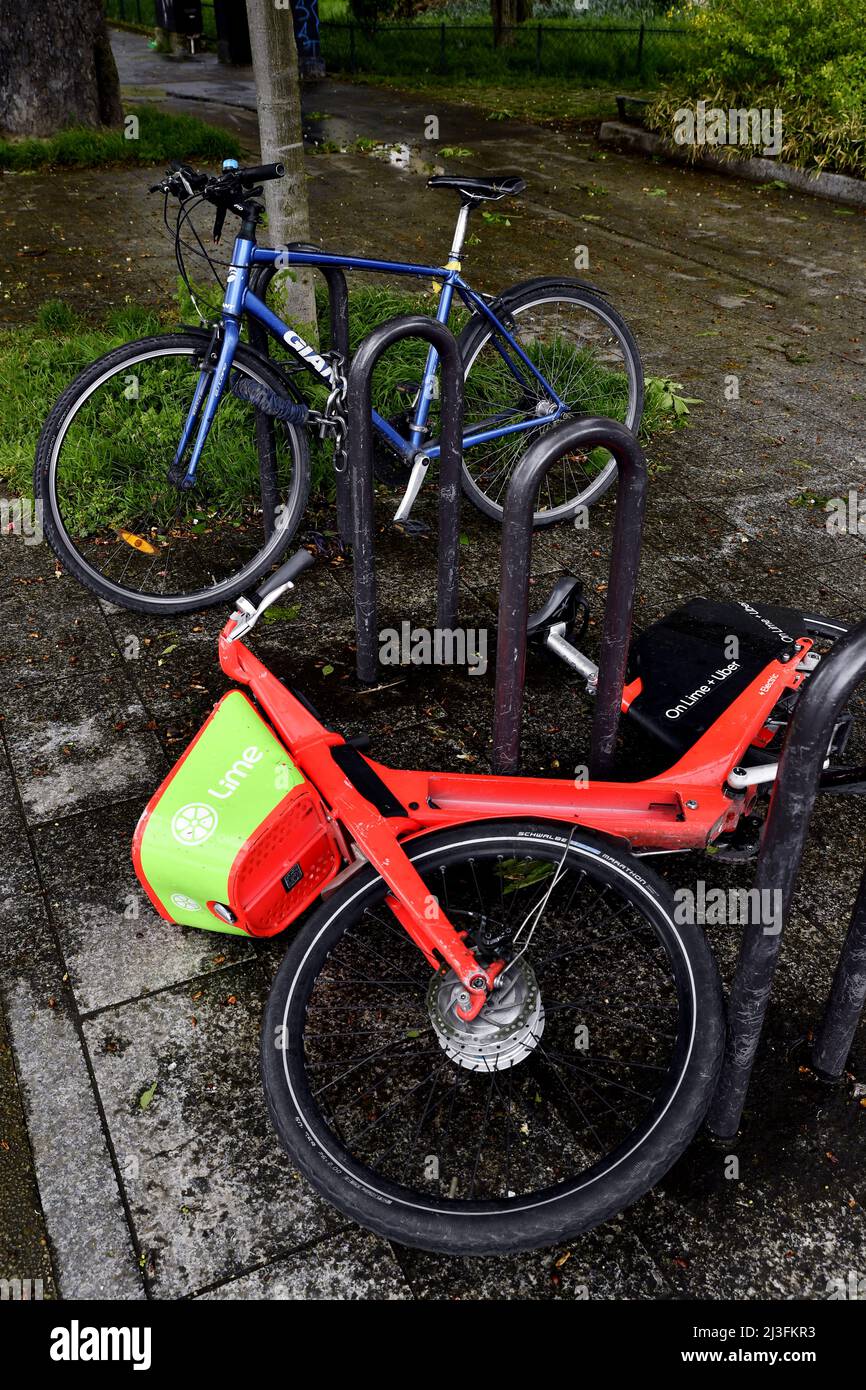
[175, 230, 569, 519]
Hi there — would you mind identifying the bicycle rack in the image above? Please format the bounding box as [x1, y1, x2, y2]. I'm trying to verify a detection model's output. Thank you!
[249, 253, 352, 543]
[491, 416, 648, 776]
[708, 617, 866, 1139]
[492, 417, 866, 1130]
[346, 315, 464, 684]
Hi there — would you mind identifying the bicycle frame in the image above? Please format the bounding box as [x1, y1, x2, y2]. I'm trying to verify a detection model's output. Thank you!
[173, 231, 570, 520]
[214, 610, 814, 1018]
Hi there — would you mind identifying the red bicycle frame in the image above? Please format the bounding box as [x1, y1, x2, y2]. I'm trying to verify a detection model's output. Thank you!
[218, 614, 813, 1022]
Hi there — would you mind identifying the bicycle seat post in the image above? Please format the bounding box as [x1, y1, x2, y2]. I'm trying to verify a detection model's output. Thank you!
[448, 202, 471, 267]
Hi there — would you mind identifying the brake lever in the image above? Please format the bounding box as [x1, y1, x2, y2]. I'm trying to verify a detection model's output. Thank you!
[213, 204, 227, 244]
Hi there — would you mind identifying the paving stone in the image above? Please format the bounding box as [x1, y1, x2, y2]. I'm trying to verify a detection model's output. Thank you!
[0, 563, 120, 685]
[198, 1228, 412, 1300]
[2, 668, 167, 825]
[32, 801, 256, 1016]
[2, 26, 866, 1301]
[0, 999, 57, 1299]
[396, 1222, 671, 1300]
[82, 962, 341, 1298]
[3, 979, 143, 1299]
[0, 759, 55, 988]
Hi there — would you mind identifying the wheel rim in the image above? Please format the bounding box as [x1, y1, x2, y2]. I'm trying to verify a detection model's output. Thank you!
[47, 344, 304, 606]
[462, 295, 639, 520]
[281, 833, 696, 1213]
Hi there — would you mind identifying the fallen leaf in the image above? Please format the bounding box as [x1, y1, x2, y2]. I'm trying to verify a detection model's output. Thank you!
[139, 1080, 158, 1110]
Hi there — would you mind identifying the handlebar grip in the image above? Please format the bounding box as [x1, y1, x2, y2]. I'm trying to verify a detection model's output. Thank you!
[239, 163, 285, 184]
[254, 548, 315, 602]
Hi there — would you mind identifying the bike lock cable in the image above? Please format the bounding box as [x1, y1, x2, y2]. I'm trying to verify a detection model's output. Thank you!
[229, 374, 310, 424]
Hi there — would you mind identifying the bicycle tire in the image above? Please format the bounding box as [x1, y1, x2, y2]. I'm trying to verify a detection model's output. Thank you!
[35, 331, 311, 616]
[262, 818, 724, 1255]
[458, 281, 644, 526]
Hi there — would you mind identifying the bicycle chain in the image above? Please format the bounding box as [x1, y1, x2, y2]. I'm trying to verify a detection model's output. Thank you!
[306, 350, 349, 473]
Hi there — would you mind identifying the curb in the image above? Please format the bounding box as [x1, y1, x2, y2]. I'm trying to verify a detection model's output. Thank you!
[598, 120, 866, 209]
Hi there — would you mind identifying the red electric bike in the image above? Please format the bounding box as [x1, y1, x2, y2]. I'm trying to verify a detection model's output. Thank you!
[133, 548, 854, 1254]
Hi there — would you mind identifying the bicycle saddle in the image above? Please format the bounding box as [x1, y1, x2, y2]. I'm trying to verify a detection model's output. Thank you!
[427, 174, 526, 203]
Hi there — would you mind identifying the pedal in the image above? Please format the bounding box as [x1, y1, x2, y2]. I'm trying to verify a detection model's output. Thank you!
[392, 518, 431, 538]
[528, 576, 596, 686]
[527, 576, 588, 641]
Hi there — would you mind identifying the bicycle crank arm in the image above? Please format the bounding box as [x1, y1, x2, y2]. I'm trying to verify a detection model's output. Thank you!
[392, 453, 431, 523]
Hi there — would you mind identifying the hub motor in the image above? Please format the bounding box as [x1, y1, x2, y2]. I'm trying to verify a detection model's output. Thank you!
[427, 958, 545, 1072]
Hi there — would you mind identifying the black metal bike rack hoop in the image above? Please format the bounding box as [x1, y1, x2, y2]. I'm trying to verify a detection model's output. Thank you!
[492, 416, 648, 776]
[707, 617, 866, 1139]
[346, 315, 464, 684]
[249, 254, 352, 542]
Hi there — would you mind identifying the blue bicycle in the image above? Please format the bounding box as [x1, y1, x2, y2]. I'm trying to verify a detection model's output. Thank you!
[36, 161, 643, 614]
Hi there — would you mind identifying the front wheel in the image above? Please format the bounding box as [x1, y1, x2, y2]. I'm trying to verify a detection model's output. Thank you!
[262, 819, 723, 1255]
[35, 332, 311, 615]
[459, 281, 644, 526]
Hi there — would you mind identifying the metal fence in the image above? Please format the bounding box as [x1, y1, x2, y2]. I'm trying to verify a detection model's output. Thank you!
[105, 3, 692, 82]
[320, 21, 692, 81]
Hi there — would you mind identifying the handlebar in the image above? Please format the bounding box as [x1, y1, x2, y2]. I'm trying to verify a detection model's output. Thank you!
[223, 549, 316, 644]
[255, 547, 316, 603]
[150, 160, 285, 240]
[234, 162, 285, 183]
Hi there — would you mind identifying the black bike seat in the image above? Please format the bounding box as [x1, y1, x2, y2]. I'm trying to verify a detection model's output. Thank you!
[427, 174, 526, 203]
[527, 576, 585, 638]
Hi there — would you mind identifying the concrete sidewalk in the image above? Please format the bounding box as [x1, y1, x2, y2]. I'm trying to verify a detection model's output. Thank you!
[0, 31, 864, 1300]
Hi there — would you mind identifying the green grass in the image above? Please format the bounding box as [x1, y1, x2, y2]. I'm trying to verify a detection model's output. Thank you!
[1, 289, 692, 532]
[343, 73, 643, 127]
[0, 105, 241, 173]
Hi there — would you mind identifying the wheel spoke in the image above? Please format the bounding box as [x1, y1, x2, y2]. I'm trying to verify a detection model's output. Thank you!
[280, 831, 708, 1222]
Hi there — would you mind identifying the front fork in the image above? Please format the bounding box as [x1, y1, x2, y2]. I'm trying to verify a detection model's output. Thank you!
[345, 810, 504, 1021]
[170, 319, 240, 489]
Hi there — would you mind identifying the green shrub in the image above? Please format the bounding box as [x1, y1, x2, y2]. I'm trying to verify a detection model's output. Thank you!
[647, 0, 866, 178]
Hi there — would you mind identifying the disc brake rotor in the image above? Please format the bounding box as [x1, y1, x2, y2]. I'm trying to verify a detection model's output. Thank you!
[427, 957, 545, 1072]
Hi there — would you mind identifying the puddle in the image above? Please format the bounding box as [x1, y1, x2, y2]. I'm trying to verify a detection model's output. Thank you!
[304, 132, 444, 179]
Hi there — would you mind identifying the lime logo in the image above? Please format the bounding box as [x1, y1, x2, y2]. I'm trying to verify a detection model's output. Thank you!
[208, 744, 265, 800]
[171, 892, 202, 912]
[171, 803, 218, 847]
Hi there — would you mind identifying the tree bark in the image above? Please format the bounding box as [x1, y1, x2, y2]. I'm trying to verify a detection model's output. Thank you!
[491, 0, 522, 47]
[245, 0, 316, 329]
[0, 0, 122, 137]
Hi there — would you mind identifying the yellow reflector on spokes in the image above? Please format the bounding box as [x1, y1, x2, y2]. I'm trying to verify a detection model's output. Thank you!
[118, 530, 156, 554]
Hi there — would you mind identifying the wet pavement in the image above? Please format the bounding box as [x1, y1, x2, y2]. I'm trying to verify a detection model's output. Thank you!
[0, 29, 864, 1301]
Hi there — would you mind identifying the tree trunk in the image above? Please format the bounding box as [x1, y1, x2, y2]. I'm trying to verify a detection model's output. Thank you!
[245, 0, 316, 330]
[491, 0, 521, 47]
[0, 1, 123, 137]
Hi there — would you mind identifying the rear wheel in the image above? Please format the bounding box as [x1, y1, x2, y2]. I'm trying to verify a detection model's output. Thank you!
[459, 281, 644, 526]
[35, 332, 311, 615]
[262, 820, 724, 1254]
